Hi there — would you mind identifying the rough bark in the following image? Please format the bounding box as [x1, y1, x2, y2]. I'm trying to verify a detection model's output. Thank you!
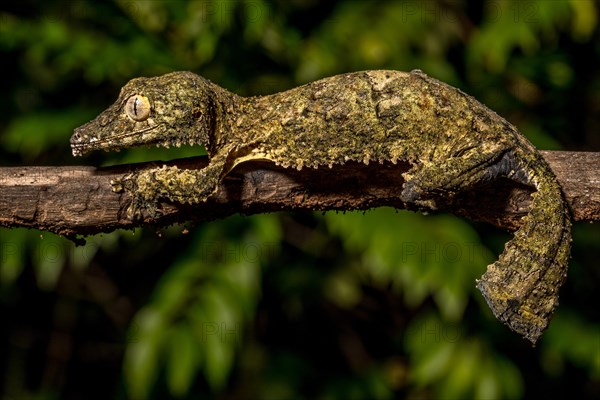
[0, 150, 597, 237]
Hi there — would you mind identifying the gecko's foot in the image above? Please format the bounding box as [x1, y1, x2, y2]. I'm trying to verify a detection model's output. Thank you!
[110, 166, 219, 220]
[111, 172, 164, 221]
[125, 196, 164, 221]
[400, 179, 439, 211]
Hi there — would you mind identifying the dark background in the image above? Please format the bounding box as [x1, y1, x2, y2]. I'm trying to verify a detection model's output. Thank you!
[0, 1, 599, 399]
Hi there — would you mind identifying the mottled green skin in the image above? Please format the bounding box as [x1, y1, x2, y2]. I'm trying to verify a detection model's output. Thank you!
[71, 70, 571, 344]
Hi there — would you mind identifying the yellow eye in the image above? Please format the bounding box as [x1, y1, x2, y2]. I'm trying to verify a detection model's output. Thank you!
[125, 95, 151, 121]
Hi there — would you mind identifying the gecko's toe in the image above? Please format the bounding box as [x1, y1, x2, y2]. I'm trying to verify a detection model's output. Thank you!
[126, 196, 165, 221]
[111, 173, 138, 194]
[111, 179, 125, 193]
[126, 204, 142, 221]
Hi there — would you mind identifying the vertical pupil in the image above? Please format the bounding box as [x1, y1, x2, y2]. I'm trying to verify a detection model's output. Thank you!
[133, 97, 139, 116]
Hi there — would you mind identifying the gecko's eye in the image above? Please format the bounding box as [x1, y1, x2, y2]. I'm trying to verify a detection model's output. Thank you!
[125, 95, 151, 121]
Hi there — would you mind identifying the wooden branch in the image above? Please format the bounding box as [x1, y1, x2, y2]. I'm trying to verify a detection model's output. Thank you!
[0, 151, 598, 237]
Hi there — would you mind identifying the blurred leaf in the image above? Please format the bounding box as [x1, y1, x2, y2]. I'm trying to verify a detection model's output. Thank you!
[202, 320, 236, 391]
[33, 233, 66, 290]
[570, 0, 598, 40]
[324, 267, 362, 309]
[3, 109, 94, 160]
[166, 323, 201, 397]
[0, 229, 27, 285]
[122, 217, 267, 397]
[325, 208, 494, 320]
[542, 310, 600, 379]
[124, 308, 167, 400]
[321, 367, 393, 400]
[406, 314, 523, 399]
[409, 333, 457, 386]
[250, 214, 283, 245]
[520, 123, 564, 150]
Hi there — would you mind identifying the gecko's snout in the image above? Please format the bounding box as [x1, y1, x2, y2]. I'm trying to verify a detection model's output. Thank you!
[70, 130, 81, 144]
[70, 127, 89, 156]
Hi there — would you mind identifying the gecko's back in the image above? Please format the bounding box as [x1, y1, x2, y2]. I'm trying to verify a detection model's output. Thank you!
[236, 70, 518, 172]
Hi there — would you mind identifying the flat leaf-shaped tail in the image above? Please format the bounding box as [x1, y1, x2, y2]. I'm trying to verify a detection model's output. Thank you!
[476, 157, 571, 345]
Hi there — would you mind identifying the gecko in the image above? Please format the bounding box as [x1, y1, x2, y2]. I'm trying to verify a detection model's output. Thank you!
[71, 69, 571, 344]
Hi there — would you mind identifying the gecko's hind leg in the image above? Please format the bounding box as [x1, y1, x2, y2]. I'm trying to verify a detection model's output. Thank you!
[400, 147, 510, 208]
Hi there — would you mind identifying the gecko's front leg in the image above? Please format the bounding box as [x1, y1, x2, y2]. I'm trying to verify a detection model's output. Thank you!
[112, 162, 224, 220]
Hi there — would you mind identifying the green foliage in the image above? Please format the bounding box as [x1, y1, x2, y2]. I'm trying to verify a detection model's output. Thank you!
[325, 208, 493, 320]
[0, 228, 105, 289]
[295, 1, 462, 82]
[405, 313, 523, 399]
[542, 310, 600, 379]
[325, 209, 525, 398]
[2, 109, 94, 160]
[124, 217, 275, 398]
[319, 368, 394, 400]
[0, 1, 598, 399]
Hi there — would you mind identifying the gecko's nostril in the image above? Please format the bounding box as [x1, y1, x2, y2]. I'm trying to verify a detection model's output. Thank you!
[71, 128, 85, 144]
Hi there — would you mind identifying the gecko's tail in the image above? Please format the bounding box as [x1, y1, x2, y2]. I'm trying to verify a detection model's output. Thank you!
[476, 153, 571, 344]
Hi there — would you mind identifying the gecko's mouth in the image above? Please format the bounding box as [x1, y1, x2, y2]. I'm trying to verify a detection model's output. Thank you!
[71, 124, 164, 156]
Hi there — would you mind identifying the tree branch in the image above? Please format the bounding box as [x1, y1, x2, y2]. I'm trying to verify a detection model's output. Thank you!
[0, 151, 598, 237]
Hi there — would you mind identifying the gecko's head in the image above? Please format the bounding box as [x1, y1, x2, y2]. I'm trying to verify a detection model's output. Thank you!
[71, 71, 214, 156]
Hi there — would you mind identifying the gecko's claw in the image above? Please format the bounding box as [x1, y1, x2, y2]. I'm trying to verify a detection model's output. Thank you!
[110, 178, 125, 193]
[110, 172, 137, 194]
